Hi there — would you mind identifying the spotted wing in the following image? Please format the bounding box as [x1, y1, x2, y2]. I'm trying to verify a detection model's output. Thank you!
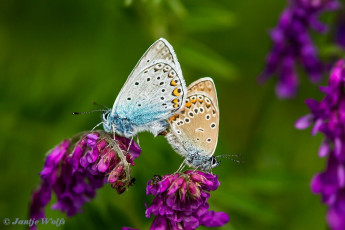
[187, 77, 218, 108]
[113, 38, 184, 108]
[112, 38, 187, 127]
[168, 78, 219, 157]
[128, 38, 183, 83]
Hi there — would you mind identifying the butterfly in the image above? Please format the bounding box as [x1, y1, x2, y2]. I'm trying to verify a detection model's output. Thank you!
[165, 77, 221, 171]
[102, 38, 187, 139]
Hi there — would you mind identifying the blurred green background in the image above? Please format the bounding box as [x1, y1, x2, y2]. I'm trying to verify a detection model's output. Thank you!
[0, 0, 343, 229]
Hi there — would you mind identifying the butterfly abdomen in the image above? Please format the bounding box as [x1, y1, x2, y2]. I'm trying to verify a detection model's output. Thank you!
[165, 131, 188, 157]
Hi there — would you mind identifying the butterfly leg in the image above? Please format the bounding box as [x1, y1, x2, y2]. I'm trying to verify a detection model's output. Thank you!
[193, 166, 200, 172]
[126, 136, 134, 153]
[176, 159, 187, 173]
[91, 121, 103, 131]
[112, 124, 116, 140]
[136, 135, 141, 148]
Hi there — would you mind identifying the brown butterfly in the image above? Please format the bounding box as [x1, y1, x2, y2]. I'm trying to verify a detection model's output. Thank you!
[165, 77, 221, 170]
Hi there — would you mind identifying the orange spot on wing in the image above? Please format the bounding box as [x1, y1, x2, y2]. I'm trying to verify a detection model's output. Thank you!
[169, 114, 179, 122]
[190, 97, 197, 103]
[170, 80, 177, 86]
[173, 88, 180, 96]
[185, 101, 191, 108]
[205, 98, 211, 107]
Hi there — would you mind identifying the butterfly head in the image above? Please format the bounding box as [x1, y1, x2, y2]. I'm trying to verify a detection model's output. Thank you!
[186, 153, 220, 171]
[102, 110, 135, 138]
[210, 156, 220, 169]
[102, 110, 113, 133]
[200, 156, 220, 171]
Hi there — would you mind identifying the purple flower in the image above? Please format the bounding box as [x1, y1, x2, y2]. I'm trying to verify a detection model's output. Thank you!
[295, 59, 345, 230]
[145, 171, 229, 230]
[259, 0, 340, 98]
[29, 130, 141, 229]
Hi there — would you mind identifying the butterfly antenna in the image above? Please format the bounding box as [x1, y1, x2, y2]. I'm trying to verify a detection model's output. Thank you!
[72, 109, 107, 115]
[216, 154, 244, 164]
[92, 101, 110, 110]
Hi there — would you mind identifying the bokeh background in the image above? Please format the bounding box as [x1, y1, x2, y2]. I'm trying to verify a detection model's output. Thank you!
[0, 0, 344, 229]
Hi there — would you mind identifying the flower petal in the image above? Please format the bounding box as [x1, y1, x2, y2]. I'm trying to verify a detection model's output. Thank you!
[200, 211, 230, 227]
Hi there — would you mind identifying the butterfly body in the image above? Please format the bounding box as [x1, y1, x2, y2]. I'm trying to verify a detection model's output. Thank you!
[102, 38, 187, 138]
[165, 77, 220, 170]
[103, 111, 169, 138]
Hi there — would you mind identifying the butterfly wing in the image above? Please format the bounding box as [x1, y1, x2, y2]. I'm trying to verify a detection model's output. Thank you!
[112, 38, 187, 131]
[167, 77, 219, 157]
[187, 77, 218, 108]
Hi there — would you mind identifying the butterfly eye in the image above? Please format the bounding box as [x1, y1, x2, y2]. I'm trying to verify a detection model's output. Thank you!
[103, 112, 109, 120]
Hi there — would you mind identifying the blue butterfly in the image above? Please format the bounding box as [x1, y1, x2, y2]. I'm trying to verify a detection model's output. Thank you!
[102, 38, 187, 139]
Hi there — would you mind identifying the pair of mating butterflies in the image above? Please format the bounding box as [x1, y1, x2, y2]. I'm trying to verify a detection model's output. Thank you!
[101, 38, 220, 170]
